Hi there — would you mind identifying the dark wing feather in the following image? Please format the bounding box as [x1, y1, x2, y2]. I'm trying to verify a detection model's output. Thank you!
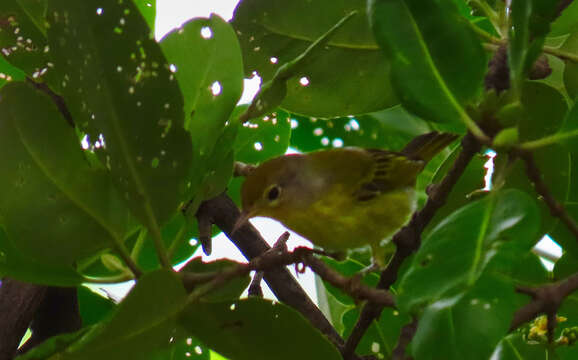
[354, 149, 424, 202]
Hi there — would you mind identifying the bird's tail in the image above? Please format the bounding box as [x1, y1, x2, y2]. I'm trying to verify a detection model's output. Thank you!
[401, 132, 459, 162]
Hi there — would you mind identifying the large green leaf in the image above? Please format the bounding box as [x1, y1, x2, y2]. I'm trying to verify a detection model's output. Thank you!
[0, 82, 131, 267]
[62, 270, 187, 359]
[398, 189, 540, 312]
[231, 0, 397, 117]
[180, 298, 342, 360]
[0, 0, 49, 76]
[0, 226, 82, 285]
[159, 15, 243, 160]
[519, 81, 567, 141]
[78, 286, 116, 327]
[412, 274, 520, 360]
[289, 106, 431, 153]
[550, 1, 578, 36]
[46, 0, 192, 229]
[369, 0, 486, 125]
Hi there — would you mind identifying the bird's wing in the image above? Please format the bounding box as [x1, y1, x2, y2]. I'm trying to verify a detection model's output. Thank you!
[354, 149, 424, 202]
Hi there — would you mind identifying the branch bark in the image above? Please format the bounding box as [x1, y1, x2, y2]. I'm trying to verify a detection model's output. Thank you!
[197, 194, 346, 349]
[0, 279, 46, 360]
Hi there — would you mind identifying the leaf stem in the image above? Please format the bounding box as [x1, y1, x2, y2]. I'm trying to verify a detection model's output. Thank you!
[82, 273, 134, 284]
[111, 237, 143, 278]
[518, 129, 578, 150]
[130, 227, 148, 260]
[145, 204, 172, 269]
[543, 45, 578, 63]
[167, 219, 188, 260]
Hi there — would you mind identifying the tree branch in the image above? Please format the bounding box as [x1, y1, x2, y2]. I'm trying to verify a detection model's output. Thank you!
[510, 272, 578, 341]
[342, 133, 482, 359]
[197, 194, 347, 350]
[0, 279, 46, 360]
[392, 318, 418, 360]
[518, 151, 578, 242]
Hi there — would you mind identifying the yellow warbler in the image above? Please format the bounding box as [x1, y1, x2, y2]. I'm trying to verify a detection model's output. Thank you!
[237, 132, 458, 267]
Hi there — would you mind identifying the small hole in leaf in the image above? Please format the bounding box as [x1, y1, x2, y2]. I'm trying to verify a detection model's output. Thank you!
[290, 119, 299, 129]
[169, 64, 177, 73]
[200, 26, 212, 39]
[270, 57, 278, 64]
[96, 8, 103, 15]
[321, 137, 329, 146]
[332, 138, 343, 148]
[299, 76, 310, 86]
[313, 128, 323, 136]
[194, 346, 202, 355]
[189, 239, 198, 246]
[211, 81, 222, 96]
[254, 142, 263, 151]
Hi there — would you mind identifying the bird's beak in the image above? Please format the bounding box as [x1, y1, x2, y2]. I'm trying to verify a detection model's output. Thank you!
[232, 209, 253, 234]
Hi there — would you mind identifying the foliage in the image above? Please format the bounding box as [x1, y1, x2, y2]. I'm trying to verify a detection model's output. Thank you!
[0, 0, 578, 359]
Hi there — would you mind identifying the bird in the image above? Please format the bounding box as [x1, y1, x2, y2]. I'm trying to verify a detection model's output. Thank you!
[235, 132, 458, 267]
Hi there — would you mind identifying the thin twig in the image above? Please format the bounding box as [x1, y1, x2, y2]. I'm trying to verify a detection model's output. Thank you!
[249, 232, 290, 297]
[197, 194, 346, 350]
[182, 246, 395, 308]
[517, 151, 578, 242]
[510, 272, 578, 341]
[392, 318, 418, 360]
[342, 133, 482, 359]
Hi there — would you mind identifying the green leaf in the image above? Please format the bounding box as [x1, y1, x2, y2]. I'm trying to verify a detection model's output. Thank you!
[179, 298, 342, 360]
[231, 0, 397, 117]
[369, 0, 486, 125]
[561, 32, 578, 99]
[0, 82, 131, 266]
[341, 306, 410, 358]
[180, 258, 250, 302]
[78, 286, 116, 327]
[398, 189, 540, 311]
[412, 274, 520, 360]
[0, 226, 82, 285]
[503, 145, 571, 238]
[550, 1, 578, 36]
[554, 252, 578, 280]
[489, 333, 547, 360]
[46, 0, 192, 228]
[0, 55, 26, 89]
[131, 0, 156, 33]
[234, 108, 291, 164]
[0, 0, 50, 76]
[289, 106, 431, 153]
[63, 270, 187, 359]
[159, 15, 243, 160]
[519, 81, 567, 141]
[428, 150, 487, 232]
[16, 327, 92, 360]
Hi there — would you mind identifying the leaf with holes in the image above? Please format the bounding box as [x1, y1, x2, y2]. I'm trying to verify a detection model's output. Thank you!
[234, 107, 291, 164]
[369, 0, 486, 125]
[397, 189, 540, 312]
[160, 15, 243, 161]
[289, 106, 431, 153]
[232, 0, 397, 117]
[179, 298, 342, 360]
[0, 82, 132, 272]
[0, 55, 26, 89]
[0, 0, 50, 77]
[46, 0, 193, 232]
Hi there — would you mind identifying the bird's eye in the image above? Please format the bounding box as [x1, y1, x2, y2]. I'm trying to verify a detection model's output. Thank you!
[266, 185, 281, 202]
